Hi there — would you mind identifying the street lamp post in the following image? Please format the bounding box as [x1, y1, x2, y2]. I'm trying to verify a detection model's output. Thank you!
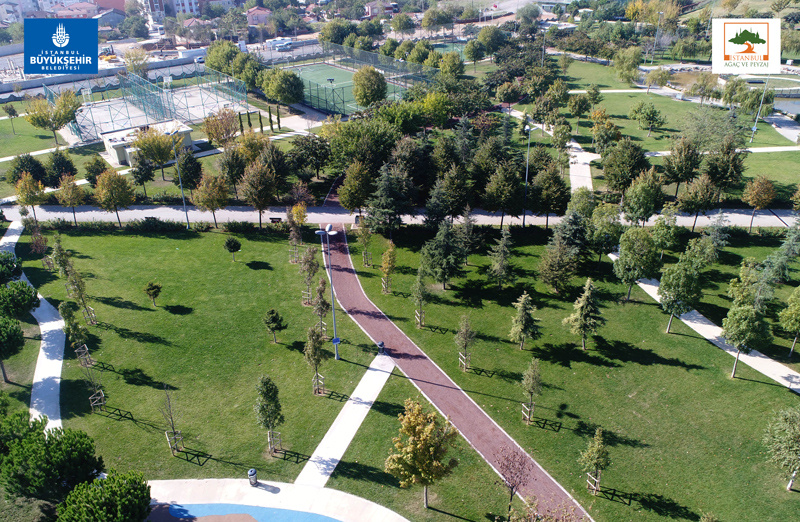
[316, 224, 340, 360]
[170, 133, 190, 230]
[750, 75, 771, 143]
[651, 11, 664, 65]
[522, 124, 532, 227]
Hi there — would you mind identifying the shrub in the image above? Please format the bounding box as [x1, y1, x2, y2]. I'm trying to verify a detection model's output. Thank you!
[223, 221, 257, 234]
[0, 251, 21, 284]
[43, 218, 73, 231]
[0, 280, 39, 317]
[125, 217, 186, 233]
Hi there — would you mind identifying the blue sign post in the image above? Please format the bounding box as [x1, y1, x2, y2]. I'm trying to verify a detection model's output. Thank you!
[24, 19, 99, 75]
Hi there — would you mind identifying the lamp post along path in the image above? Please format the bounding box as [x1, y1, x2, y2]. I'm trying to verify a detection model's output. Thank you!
[523, 124, 532, 227]
[317, 225, 340, 360]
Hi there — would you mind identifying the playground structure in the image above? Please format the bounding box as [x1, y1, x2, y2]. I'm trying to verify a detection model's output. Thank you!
[43, 63, 248, 142]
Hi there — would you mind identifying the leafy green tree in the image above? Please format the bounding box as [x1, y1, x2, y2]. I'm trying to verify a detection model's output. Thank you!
[483, 164, 522, 229]
[520, 358, 542, 422]
[722, 305, 773, 378]
[531, 168, 569, 229]
[763, 406, 800, 490]
[663, 137, 702, 197]
[174, 150, 203, 197]
[567, 188, 597, 222]
[339, 161, 373, 217]
[411, 266, 428, 328]
[510, 291, 541, 350]
[421, 221, 464, 290]
[390, 13, 414, 36]
[224, 237, 241, 261]
[130, 158, 155, 198]
[0, 281, 39, 318]
[193, 174, 229, 228]
[440, 51, 464, 78]
[579, 428, 610, 493]
[262, 69, 304, 107]
[133, 127, 177, 181]
[0, 315, 23, 383]
[218, 147, 246, 199]
[703, 134, 747, 195]
[352, 66, 387, 107]
[539, 236, 578, 295]
[83, 155, 107, 188]
[586, 84, 603, 110]
[95, 170, 135, 228]
[567, 94, 591, 134]
[454, 315, 476, 369]
[241, 155, 278, 228]
[779, 286, 800, 357]
[563, 278, 605, 350]
[143, 281, 162, 307]
[15, 172, 45, 222]
[622, 168, 664, 226]
[742, 176, 777, 233]
[489, 228, 513, 288]
[477, 25, 505, 61]
[25, 91, 80, 146]
[658, 263, 701, 333]
[319, 18, 358, 44]
[291, 134, 330, 179]
[645, 67, 671, 94]
[463, 39, 485, 72]
[590, 203, 624, 264]
[304, 327, 327, 394]
[8, 153, 47, 186]
[313, 278, 331, 330]
[613, 46, 641, 83]
[254, 374, 284, 453]
[603, 138, 650, 194]
[0, 425, 104, 501]
[300, 246, 319, 303]
[59, 301, 88, 350]
[628, 101, 666, 137]
[678, 174, 721, 232]
[263, 309, 287, 344]
[45, 149, 76, 188]
[203, 107, 239, 148]
[381, 241, 397, 293]
[57, 470, 150, 522]
[3, 103, 17, 134]
[649, 205, 679, 261]
[384, 398, 459, 509]
[614, 227, 661, 301]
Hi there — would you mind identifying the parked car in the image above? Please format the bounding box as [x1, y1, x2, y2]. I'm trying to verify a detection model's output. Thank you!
[276, 42, 293, 52]
[194, 56, 205, 63]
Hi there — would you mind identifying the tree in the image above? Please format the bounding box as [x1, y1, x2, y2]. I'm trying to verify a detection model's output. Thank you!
[478, 25, 505, 61]
[691, 71, 719, 105]
[520, 358, 542, 422]
[391, 13, 414, 36]
[463, 40, 485, 72]
[313, 278, 331, 331]
[0, 252, 22, 286]
[568, 95, 590, 134]
[365, 166, 414, 237]
[603, 138, 650, 194]
[53, 175, 83, 227]
[384, 399, 459, 509]
[628, 101, 666, 137]
[678, 174, 720, 232]
[454, 315, 476, 370]
[352, 66, 387, 107]
[241, 156, 278, 228]
[262, 69, 304, 107]
[539, 236, 579, 294]
[742, 176, 776, 233]
[203, 107, 239, 147]
[25, 91, 80, 146]
[663, 137, 701, 197]
[590, 203, 624, 264]
[658, 263, 701, 333]
[586, 84, 603, 110]
[218, 147, 246, 198]
[224, 237, 241, 261]
[532, 168, 570, 229]
[483, 165, 522, 229]
[8, 153, 47, 186]
[509, 291, 541, 350]
[143, 281, 162, 306]
[456, 206, 477, 265]
[15, 172, 45, 222]
[496, 445, 533, 517]
[174, 150, 202, 197]
[45, 148, 77, 188]
[95, 170, 135, 228]
[0, 316, 23, 383]
[133, 127, 176, 181]
[84, 155, 107, 188]
[650, 205, 680, 261]
[780, 286, 800, 357]
[128, 157, 154, 198]
[489, 228, 513, 289]
[645, 67, 671, 94]
[291, 134, 330, 179]
[338, 161, 373, 217]
[57, 469, 150, 522]
[763, 406, 800, 491]
[614, 227, 661, 301]
[440, 52, 464, 78]
[254, 374, 284, 453]
[622, 168, 664, 226]
[0, 281, 40, 318]
[3, 103, 17, 134]
[421, 221, 464, 290]
[613, 46, 641, 83]
[579, 428, 610, 494]
[193, 174, 229, 228]
[722, 305, 773, 378]
[304, 327, 327, 394]
[0, 425, 103, 501]
[411, 266, 428, 328]
[122, 45, 149, 77]
[380, 241, 397, 294]
[263, 309, 287, 344]
[563, 278, 605, 350]
[300, 246, 319, 303]
[703, 134, 747, 195]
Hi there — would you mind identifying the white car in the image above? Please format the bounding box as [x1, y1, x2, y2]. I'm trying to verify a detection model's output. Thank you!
[194, 56, 205, 63]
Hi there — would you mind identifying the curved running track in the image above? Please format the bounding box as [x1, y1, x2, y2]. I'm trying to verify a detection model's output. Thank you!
[321, 224, 592, 520]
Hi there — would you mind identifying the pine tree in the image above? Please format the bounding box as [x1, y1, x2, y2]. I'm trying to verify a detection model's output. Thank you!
[520, 358, 542, 423]
[424, 178, 449, 230]
[509, 291, 541, 350]
[563, 278, 605, 350]
[299, 246, 319, 304]
[411, 265, 428, 328]
[381, 241, 396, 294]
[489, 228, 513, 289]
[579, 428, 610, 494]
[454, 315, 476, 370]
[455, 205, 476, 266]
[421, 221, 464, 290]
[539, 236, 578, 295]
[263, 309, 288, 343]
[313, 278, 331, 333]
[779, 286, 800, 357]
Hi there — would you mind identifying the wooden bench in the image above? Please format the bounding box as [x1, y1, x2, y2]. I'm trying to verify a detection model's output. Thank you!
[270, 217, 282, 224]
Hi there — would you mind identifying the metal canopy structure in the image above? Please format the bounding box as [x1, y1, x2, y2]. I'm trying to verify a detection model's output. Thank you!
[44, 64, 248, 142]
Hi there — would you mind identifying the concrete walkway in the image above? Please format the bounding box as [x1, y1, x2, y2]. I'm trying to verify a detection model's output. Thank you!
[608, 252, 800, 394]
[147, 479, 408, 522]
[0, 221, 65, 430]
[294, 353, 395, 488]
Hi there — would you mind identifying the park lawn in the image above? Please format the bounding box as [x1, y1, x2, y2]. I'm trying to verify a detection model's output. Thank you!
[460, 59, 499, 81]
[347, 225, 800, 522]
[15, 227, 381, 483]
[564, 61, 632, 91]
[735, 151, 800, 205]
[327, 367, 524, 521]
[0, 117, 61, 158]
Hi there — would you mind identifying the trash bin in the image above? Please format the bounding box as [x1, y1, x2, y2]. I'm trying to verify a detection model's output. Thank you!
[377, 341, 385, 355]
[248, 468, 257, 486]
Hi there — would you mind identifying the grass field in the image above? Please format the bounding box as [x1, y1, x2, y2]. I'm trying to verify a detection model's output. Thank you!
[0, 117, 63, 158]
[564, 60, 632, 91]
[347, 225, 800, 522]
[6, 226, 516, 521]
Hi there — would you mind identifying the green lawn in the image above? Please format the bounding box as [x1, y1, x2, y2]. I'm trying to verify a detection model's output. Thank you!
[0, 117, 62, 158]
[565, 61, 632, 91]
[737, 151, 800, 205]
[347, 225, 800, 522]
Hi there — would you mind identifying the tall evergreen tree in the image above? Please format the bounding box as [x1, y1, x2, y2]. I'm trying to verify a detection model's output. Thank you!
[563, 278, 605, 350]
[365, 166, 415, 237]
[421, 221, 464, 290]
[455, 206, 477, 265]
[424, 178, 449, 230]
[539, 236, 578, 294]
[509, 291, 541, 350]
[779, 286, 800, 357]
[489, 228, 513, 289]
[520, 358, 542, 423]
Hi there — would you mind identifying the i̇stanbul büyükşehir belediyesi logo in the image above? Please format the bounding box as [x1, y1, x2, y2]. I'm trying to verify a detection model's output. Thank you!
[24, 19, 97, 74]
[52, 24, 69, 48]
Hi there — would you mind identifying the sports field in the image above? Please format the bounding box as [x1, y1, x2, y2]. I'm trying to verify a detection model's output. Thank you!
[432, 41, 467, 59]
[285, 62, 406, 115]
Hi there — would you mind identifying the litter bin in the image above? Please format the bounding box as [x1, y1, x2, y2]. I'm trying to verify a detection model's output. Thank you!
[377, 341, 385, 355]
[248, 468, 258, 486]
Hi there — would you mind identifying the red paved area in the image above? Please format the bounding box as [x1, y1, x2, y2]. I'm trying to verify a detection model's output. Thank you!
[321, 223, 591, 520]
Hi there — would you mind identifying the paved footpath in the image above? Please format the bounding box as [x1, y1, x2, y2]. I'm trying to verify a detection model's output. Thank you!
[0, 221, 65, 430]
[323, 223, 593, 519]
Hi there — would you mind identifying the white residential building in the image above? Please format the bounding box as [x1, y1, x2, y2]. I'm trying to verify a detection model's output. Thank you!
[168, 0, 200, 16]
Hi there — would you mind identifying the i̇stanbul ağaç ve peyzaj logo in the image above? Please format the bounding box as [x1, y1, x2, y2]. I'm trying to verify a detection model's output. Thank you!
[712, 18, 781, 74]
[24, 19, 98, 75]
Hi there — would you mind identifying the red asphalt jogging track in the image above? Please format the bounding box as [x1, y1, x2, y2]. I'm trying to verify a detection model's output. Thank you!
[320, 223, 592, 520]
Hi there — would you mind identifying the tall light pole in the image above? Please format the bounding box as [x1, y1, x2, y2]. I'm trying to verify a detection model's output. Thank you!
[651, 11, 664, 65]
[522, 124, 532, 227]
[316, 224, 340, 360]
[170, 132, 190, 230]
[750, 75, 771, 143]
